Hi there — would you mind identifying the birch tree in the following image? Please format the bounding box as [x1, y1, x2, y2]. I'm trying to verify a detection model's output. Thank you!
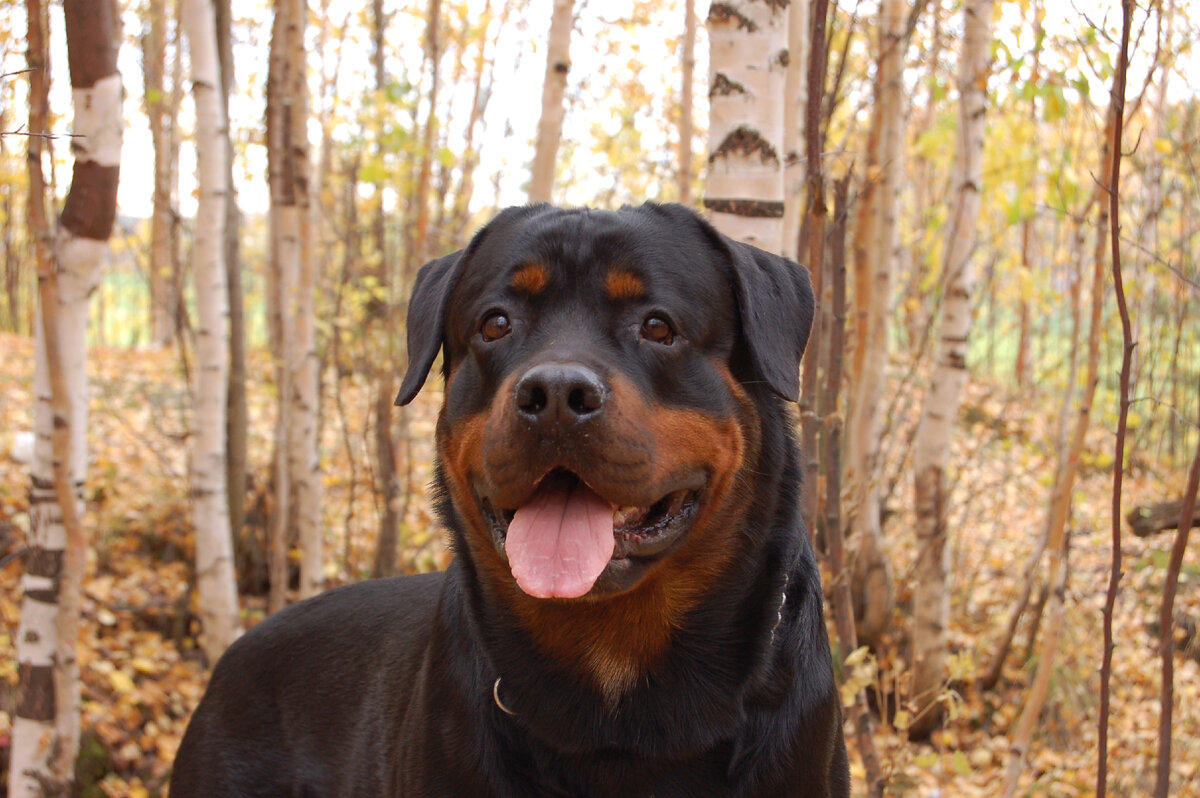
[704, 0, 789, 252]
[845, 0, 905, 647]
[9, 0, 120, 793]
[678, 0, 697, 205]
[143, 0, 175, 347]
[908, 0, 994, 739]
[217, 0, 250, 563]
[182, 0, 241, 661]
[266, 0, 321, 603]
[528, 0, 574, 202]
[779, 0, 807, 260]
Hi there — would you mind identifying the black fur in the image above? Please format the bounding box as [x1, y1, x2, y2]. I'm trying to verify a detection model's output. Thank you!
[170, 203, 849, 798]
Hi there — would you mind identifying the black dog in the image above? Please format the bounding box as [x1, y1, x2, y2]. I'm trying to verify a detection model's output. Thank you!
[170, 203, 849, 797]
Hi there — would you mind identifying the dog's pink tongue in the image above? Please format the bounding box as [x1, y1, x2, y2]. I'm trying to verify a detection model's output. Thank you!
[506, 479, 615, 599]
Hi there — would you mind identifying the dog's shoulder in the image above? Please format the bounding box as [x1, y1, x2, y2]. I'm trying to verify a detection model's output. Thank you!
[220, 571, 445, 671]
[170, 573, 446, 798]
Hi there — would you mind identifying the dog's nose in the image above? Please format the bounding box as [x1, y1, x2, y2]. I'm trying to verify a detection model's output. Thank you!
[514, 362, 606, 428]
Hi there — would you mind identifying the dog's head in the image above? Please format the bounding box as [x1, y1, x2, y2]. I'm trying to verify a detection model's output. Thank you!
[398, 203, 813, 608]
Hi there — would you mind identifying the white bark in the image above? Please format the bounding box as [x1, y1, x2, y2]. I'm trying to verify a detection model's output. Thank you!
[268, 0, 321, 604]
[287, 0, 321, 600]
[780, 0, 808, 260]
[678, 0, 697, 205]
[293, 215, 322, 599]
[528, 0, 574, 203]
[183, 0, 241, 663]
[704, 0, 789, 252]
[10, 30, 121, 797]
[909, 0, 994, 735]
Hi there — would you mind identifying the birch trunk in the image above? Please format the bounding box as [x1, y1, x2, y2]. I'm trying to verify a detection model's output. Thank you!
[779, 0, 807, 260]
[678, 0, 697, 206]
[9, 0, 120, 793]
[182, 0, 241, 662]
[143, 0, 175, 347]
[844, 0, 904, 648]
[908, 0, 993, 740]
[528, 0, 574, 203]
[703, 0, 788, 252]
[216, 0, 250, 567]
[266, 0, 320, 606]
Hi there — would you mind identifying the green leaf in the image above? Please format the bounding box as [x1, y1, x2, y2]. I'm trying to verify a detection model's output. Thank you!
[357, 160, 389, 185]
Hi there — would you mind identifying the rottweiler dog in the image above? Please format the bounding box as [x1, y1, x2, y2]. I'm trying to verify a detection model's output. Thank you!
[170, 203, 849, 798]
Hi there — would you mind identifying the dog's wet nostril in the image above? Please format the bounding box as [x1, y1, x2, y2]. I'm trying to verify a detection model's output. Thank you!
[518, 384, 548, 415]
[567, 385, 602, 416]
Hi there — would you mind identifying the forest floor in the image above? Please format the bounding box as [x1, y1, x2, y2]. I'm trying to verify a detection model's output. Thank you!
[0, 330, 1197, 797]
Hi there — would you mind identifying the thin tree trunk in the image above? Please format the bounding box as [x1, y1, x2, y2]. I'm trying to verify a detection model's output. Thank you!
[799, 0, 831, 539]
[216, 0, 249, 583]
[266, 0, 319, 606]
[1013, 0, 1043, 388]
[265, 0, 292, 613]
[167, 0, 186, 342]
[2, 176, 16, 332]
[413, 0, 441, 270]
[1099, 2, 1134, 791]
[908, 0, 994, 741]
[182, 0, 241, 662]
[9, 0, 120, 793]
[703, 0, 789, 252]
[845, 0, 904, 648]
[825, 175, 884, 798]
[528, 0, 573, 203]
[1155, 377, 1200, 796]
[144, 0, 174, 347]
[779, 0, 807, 260]
[370, 0, 402, 580]
[289, 0, 321, 601]
[677, 0, 697, 206]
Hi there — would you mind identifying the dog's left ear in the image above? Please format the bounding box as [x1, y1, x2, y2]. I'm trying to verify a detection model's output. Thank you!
[395, 250, 463, 406]
[723, 239, 814, 404]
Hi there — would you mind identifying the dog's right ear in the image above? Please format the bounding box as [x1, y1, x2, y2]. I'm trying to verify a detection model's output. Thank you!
[395, 250, 463, 406]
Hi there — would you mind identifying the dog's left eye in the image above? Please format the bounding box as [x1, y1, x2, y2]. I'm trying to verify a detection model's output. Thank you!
[480, 313, 512, 342]
[641, 316, 675, 345]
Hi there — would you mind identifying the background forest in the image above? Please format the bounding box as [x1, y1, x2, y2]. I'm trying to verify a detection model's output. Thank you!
[1, 0, 1198, 795]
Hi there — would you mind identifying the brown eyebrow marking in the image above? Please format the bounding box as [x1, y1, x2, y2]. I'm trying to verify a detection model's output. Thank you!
[510, 262, 549, 294]
[604, 269, 644, 301]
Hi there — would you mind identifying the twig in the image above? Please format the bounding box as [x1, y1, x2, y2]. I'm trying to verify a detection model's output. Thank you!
[1098, 1, 1135, 794]
[0, 128, 83, 140]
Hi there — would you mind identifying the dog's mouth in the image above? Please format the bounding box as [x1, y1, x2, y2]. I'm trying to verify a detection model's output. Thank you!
[480, 470, 700, 599]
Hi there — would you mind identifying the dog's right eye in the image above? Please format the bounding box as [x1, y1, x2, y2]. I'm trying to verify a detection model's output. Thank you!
[480, 312, 512, 342]
[640, 316, 675, 345]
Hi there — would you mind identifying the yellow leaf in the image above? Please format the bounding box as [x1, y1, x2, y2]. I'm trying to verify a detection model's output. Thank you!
[131, 658, 157, 676]
[844, 646, 870, 667]
[107, 670, 135, 695]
